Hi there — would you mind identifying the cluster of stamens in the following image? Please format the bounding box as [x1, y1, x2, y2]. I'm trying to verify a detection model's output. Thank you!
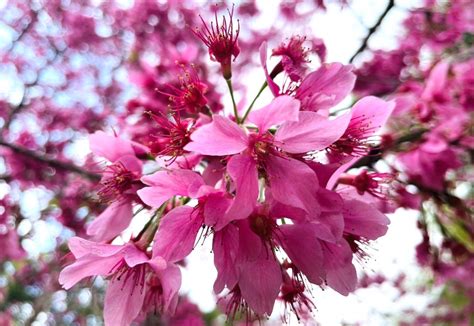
[98, 162, 136, 203]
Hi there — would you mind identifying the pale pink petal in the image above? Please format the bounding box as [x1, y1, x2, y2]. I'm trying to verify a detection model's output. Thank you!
[156, 264, 182, 315]
[349, 96, 396, 138]
[279, 223, 324, 285]
[266, 155, 320, 217]
[213, 224, 239, 294]
[138, 169, 204, 207]
[89, 131, 135, 163]
[86, 200, 133, 242]
[123, 244, 154, 267]
[104, 277, 146, 326]
[259, 42, 280, 96]
[275, 111, 351, 153]
[184, 116, 248, 156]
[239, 252, 281, 315]
[296, 63, 356, 111]
[116, 155, 143, 175]
[152, 206, 202, 263]
[67, 237, 125, 259]
[343, 198, 390, 240]
[247, 96, 300, 132]
[322, 239, 357, 296]
[224, 154, 259, 227]
[59, 254, 122, 289]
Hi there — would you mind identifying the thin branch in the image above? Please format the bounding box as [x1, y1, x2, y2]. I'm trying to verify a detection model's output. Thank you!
[349, 0, 395, 63]
[3, 39, 66, 131]
[0, 139, 101, 181]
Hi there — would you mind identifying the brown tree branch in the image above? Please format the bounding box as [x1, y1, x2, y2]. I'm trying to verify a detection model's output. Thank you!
[0, 139, 100, 181]
[349, 0, 395, 63]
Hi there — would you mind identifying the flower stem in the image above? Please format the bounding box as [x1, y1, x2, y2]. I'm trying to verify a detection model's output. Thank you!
[241, 81, 267, 123]
[226, 78, 240, 123]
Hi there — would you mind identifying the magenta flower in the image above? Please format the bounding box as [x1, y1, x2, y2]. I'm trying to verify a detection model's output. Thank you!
[399, 134, 462, 191]
[184, 96, 351, 226]
[272, 36, 312, 82]
[193, 6, 240, 79]
[86, 131, 145, 242]
[59, 237, 180, 326]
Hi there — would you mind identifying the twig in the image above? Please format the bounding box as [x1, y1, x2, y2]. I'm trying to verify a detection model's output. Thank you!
[3, 39, 66, 131]
[0, 139, 100, 181]
[349, 0, 395, 63]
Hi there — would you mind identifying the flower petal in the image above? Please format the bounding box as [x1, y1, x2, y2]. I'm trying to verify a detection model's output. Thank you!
[152, 206, 202, 263]
[280, 223, 324, 285]
[67, 237, 125, 259]
[104, 277, 146, 326]
[296, 63, 356, 111]
[184, 116, 248, 156]
[224, 154, 259, 227]
[89, 131, 135, 163]
[213, 224, 239, 294]
[349, 96, 395, 139]
[275, 111, 351, 153]
[259, 42, 280, 96]
[247, 96, 300, 132]
[59, 254, 121, 290]
[86, 200, 133, 243]
[322, 239, 357, 296]
[266, 155, 320, 217]
[156, 264, 182, 315]
[342, 198, 390, 240]
[238, 252, 281, 315]
[138, 169, 204, 207]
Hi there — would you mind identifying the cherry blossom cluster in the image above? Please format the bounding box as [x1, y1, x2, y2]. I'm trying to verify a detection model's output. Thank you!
[58, 7, 395, 325]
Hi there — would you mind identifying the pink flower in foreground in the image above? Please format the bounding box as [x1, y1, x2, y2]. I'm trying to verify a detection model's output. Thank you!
[59, 237, 180, 326]
[184, 95, 352, 228]
[86, 132, 145, 242]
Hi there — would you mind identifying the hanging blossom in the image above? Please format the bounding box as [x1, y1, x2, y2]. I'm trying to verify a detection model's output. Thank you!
[59, 6, 396, 325]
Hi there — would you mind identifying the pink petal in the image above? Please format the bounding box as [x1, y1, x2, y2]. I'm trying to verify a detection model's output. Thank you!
[349, 96, 396, 139]
[89, 131, 135, 163]
[67, 237, 125, 259]
[59, 254, 122, 290]
[322, 239, 357, 296]
[275, 111, 351, 153]
[247, 96, 300, 132]
[156, 264, 182, 315]
[342, 198, 390, 240]
[104, 277, 146, 326]
[116, 155, 143, 175]
[296, 63, 356, 111]
[184, 116, 248, 156]
[213, 224, 239, 294]
[86, 200, 133, 242]
[266, 155, 320, 217]
[138, 169, 204, 207]
[312, 211, 344, 243]
[238, 251, 281, 315]
[259, 42, 280, 96]
[152, 206, 202, 263]
[123, 244, 154, 267]
[422, 61, 449, 102]
[224, 154, 259, 227]
[203, 192, 232, 229]
[279, 223, 324, 285]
